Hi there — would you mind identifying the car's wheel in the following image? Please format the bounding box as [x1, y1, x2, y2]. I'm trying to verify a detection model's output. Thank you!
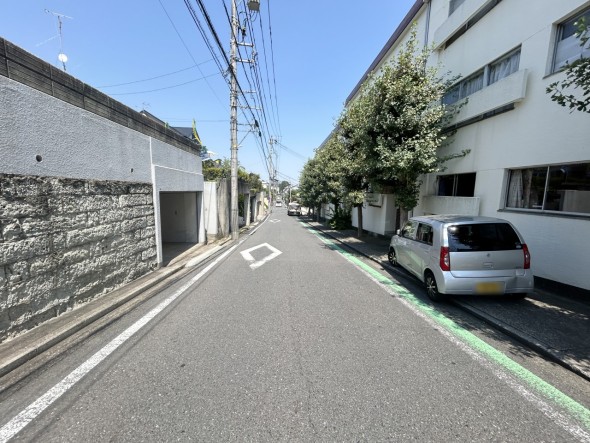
[388, 248, 398, 267]
[425, 271, 444, 302]
[510, 293, 528, 300]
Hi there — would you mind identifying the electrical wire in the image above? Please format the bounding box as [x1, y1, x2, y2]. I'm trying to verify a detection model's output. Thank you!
[108, 72, 220, 96]
[157, 0, 227, 110]
[96, 61, 213, 88]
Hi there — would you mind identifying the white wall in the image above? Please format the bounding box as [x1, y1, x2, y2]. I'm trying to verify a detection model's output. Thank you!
[0, 76, 151, 183]
[203, 182, 218, 238]
[352, 195, 397, 236]
[0, 74, 205, 268]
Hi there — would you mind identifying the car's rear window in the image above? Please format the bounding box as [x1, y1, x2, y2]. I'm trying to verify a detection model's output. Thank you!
[447, 223, 522, 252]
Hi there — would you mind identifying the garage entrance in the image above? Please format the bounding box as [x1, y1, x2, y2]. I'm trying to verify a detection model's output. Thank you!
[160, 192, 201, 265]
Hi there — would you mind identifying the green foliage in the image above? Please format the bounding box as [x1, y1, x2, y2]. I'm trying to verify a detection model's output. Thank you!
[298, 133, 365, 218]
[202, 159, 262, 193]
[329, 206, 352, 230]
[279, 180, 290, 193]
[338, 26, 466, 210]
[547, 18, 590, 113]
[202, 159, 229, 181]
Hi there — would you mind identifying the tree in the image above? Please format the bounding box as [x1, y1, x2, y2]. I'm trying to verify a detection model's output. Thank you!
[202, 159, 261, 194]
[202, 159, 229, 181]
[547, 18, 590, 113]
[299, 158, 324, 220]
[324, 134, 366, 235]
[338, 27, 466, 226]
[279, 180, 290, 194]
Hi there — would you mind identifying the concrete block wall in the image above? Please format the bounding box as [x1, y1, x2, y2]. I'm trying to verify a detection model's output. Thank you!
[0, 174, 157, 341]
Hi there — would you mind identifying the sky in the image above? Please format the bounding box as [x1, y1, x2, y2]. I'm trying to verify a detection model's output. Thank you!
[0, 0, 417, 186]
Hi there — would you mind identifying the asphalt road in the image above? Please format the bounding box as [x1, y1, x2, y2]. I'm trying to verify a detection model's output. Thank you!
[1, 208, 589, 441]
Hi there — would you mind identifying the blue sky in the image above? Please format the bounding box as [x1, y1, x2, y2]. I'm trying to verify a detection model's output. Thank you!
[1, 0, 417, 185]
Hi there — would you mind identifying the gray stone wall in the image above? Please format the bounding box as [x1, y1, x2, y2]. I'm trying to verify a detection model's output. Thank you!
[0, 174, 157, 341]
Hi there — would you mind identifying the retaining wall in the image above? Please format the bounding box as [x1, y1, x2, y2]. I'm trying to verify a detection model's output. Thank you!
[0, 174, 157, 341]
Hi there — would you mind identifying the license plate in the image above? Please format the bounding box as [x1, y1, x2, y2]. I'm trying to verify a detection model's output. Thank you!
[475, 282, 503, 294]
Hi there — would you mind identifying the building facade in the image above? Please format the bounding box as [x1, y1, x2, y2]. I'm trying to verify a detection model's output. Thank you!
[345, 0, 590, 291]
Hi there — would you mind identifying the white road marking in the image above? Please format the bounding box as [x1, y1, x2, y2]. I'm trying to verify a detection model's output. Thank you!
[269, 219, 280, 223]
[0, 244, 239, 443]
[240, 243, 282, 269]
[0, 216, 275, 441]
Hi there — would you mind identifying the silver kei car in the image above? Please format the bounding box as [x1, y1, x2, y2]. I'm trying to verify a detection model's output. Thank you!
[388, 215, 534, 302]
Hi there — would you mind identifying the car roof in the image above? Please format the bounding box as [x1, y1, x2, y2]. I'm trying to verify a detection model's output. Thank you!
[410, 215, 511, 225]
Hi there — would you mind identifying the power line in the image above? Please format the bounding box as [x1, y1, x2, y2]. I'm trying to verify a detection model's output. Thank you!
[96, 61, 213, 88]
[108, 72, 220, 96]
[157, 0, 227, 111]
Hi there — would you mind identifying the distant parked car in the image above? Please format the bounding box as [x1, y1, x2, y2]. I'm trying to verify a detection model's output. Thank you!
[275, 201, 282, 207]
[287, 202, 301, 216]
[388, 215, 533, 302]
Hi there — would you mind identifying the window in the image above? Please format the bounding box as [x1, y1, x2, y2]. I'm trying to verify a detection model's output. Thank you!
[447, 223, 522, 252]
[417, 223, 434, 245]
[444, 0, 503, 48]
[443, 71, 484, 105]
[443, 48, 521, 105]
[488, 49, 520, 85]
[449, 0, 466, 16]
[401, 221, 418, 239]
[437, 173, 476, 197]
[553, 8, 590, 73]
[506, 163, 590, 214]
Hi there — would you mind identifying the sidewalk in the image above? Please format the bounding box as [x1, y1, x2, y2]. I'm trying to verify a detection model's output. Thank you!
[307, 220, 590, 381]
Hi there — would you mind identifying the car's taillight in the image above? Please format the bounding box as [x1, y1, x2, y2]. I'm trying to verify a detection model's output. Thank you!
[439, 246, 451, 271]
[522, 244, 531, 269]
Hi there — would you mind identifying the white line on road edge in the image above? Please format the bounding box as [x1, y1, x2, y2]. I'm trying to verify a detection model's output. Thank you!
[305, 225, 590, 442]
[0, 243, 240, 443]
[0, 217, 271, 441]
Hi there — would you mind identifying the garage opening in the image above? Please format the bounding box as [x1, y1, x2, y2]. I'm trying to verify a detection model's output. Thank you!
[160, 191, 201, 266]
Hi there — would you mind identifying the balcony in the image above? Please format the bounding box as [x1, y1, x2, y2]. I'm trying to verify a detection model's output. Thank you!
[434, 0, 499, 49]
[447, 69, 528, 126]
[422, 195, 480, 216]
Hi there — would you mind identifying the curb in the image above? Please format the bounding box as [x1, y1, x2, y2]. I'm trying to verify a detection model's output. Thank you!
[0, 235, 237, 383]
[451, 300, 590, 382]
[307, 221, 590, 382]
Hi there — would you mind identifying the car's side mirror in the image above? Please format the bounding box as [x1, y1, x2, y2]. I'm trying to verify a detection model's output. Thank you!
[396, 229, 401, 236]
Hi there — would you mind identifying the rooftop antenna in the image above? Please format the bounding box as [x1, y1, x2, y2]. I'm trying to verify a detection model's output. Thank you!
[45, 9, 73, 71]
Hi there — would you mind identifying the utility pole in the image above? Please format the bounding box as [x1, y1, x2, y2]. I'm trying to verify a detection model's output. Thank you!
[229, 0, 259, 239]
[229, 0, 239, 240]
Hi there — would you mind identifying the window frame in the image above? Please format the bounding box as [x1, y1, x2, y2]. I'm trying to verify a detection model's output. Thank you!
[551, 7, 590, 74]
[505, 162, 590, 216]
[437, 172, 477, 197]
[443, 47, 521, 106]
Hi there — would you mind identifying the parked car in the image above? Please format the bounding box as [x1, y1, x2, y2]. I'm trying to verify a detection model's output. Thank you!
[287, 202, 301, 216]
[275, 201, 282, 207]
[388, 215, 533, 302]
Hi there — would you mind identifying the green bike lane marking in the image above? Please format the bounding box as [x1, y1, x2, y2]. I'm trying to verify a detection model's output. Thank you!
[303, 223, 590, 437]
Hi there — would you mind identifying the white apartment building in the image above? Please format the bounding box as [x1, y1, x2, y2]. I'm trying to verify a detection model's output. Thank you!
[346, 0, 590, 291]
